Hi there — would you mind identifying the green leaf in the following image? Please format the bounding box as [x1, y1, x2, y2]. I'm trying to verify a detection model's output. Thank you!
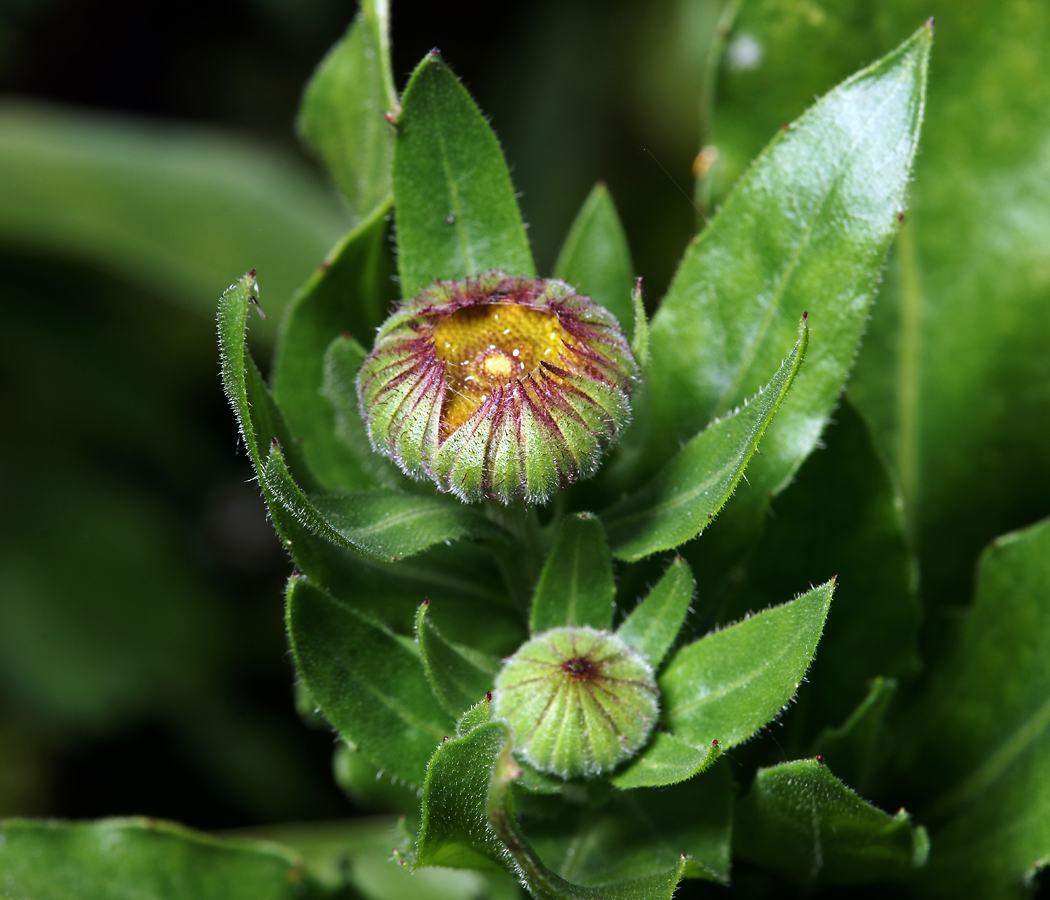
[639, 24, 930, 513]
[609, 732, 722, 791]
[661, 580, 834, 753]
[393, 53, 535, 300]
[602, 320, 807, 562]
[270, 201, 397, 491]
[218, 272, 316, 488]
[270, 441, 498, 562]
[734, 759, 928, 886]
[0, 102, 348, 338]
[899, 517, 1050, 899]
[416, 600, 500, 718]
[296, 0, 396, 222]
[320, 333, 402, 488]
[529, 513, 616, 633]
[286, 575, 453, 789]
[416, 719, 688, 898]
[719, 398, 920, 737]
[0, 817, 309, 900]
[811, 676, 898, 797]
[552, 182, 635, 338]
[616, 556, 694, 669]
[526, 762, 734, 885]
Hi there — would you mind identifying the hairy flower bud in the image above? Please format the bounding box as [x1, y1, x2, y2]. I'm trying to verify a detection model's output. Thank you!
[357, 272, 637, 504]
[493, 626, 659, 779]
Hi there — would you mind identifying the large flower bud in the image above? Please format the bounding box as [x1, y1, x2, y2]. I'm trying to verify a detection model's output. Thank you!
[357, 272, 637, 504]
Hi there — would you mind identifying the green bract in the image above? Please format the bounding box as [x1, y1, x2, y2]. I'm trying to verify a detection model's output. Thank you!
[357, 273, 637, 504]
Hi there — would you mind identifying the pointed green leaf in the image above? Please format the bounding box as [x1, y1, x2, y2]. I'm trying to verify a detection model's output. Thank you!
[639, 25, 930, 513]
[603, 321, 807, 562]
[319, 332, 402, 487]
[416, 600, 499, 717]
[261, 440, 500, 563]
[901, 517, 1050, 899]
[529, 513, 616, 633]
[286, 575, 453, 789]
[393, 53, 534, 299]
[616, 556, 694, 669]
[296, 0, 396, 222]
[610, 731, 722, 790]
[270, 201, 397, 491]
[218, 272, 316, 489]
[0, 817, 308, 900]
[811, 676, 898, 796]
[661, 580, 834, 752]
[416, 719, 688, 898]
[0, 103, 348, 337]
[527, 762, 733, 886]
[734, 759, 928, 886]
[553, 183, 635, 338]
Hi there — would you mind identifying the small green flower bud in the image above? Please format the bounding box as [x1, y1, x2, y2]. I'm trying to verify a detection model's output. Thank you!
[493, 626, 659, 779]
[357, 272, 637, 504]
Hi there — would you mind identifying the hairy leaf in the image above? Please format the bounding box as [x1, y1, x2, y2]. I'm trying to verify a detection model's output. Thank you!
[734, 759, 928, 886]
[553, 183, 635, 338]
[661, 581, 834, 753]
[416, 719, 688, 898]
[297, 0, 396, 222]
[603, 320, 806, 561]
[616, 556, 695, 669]
[638, 23, 930, 527]
[530, 513, 616, 633]
[393, 53, 534, 300]
[417, 600, 499, 718]
[286, 576, 453, 789]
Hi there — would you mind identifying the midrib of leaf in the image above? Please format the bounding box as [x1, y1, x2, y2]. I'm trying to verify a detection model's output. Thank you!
[429, 71, 475, 274]
[667, 621, 800, 718]
[893, 219, 923, 526]
[924, 690, 1050, 823]
[713, 61, 916, 418]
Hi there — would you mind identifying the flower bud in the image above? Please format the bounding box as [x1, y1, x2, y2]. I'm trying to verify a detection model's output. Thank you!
[357, 272, 637, 504]
[492, 626, 658, 779]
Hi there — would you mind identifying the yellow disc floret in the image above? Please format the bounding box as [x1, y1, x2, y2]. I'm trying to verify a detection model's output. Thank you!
[432, 304, 563, 434]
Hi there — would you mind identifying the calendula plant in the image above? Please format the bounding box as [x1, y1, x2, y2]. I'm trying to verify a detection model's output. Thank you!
[4, 2, 1050, 900]
[218, 5, 930, 895]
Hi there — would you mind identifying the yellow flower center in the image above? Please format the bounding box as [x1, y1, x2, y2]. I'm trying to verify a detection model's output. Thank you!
[431, 303, 564, 433]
